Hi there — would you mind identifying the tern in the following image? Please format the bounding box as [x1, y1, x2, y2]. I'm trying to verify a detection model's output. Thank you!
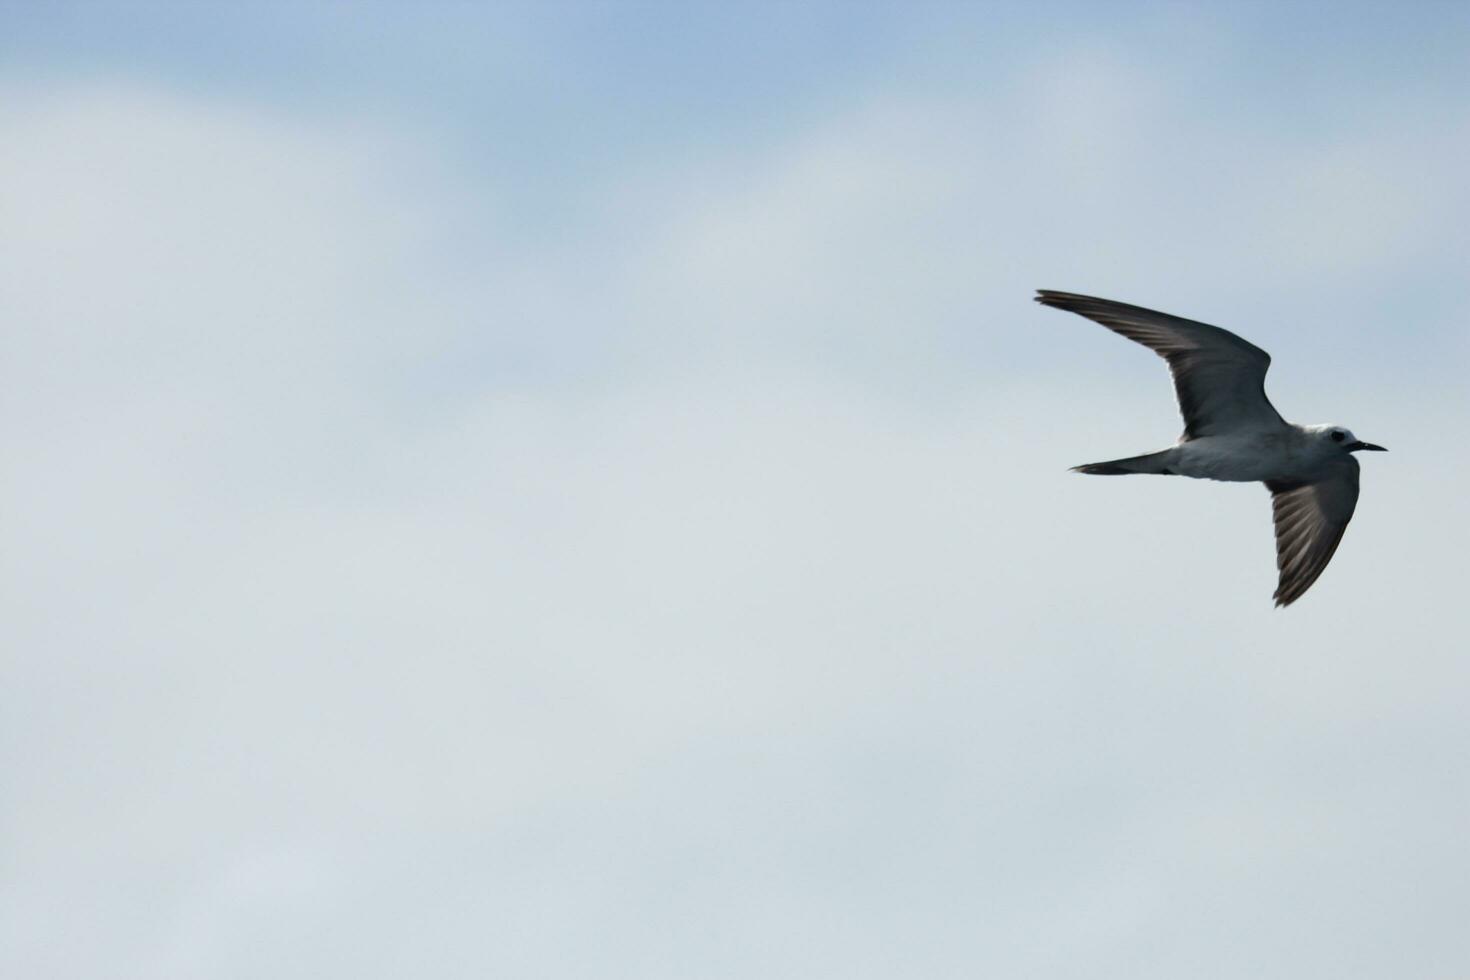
[1036, 290, 1387, 607]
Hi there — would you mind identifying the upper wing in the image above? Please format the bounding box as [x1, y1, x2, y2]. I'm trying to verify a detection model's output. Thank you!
[1266, 456, 1361, 607]
[1035, 290, 1287, 438]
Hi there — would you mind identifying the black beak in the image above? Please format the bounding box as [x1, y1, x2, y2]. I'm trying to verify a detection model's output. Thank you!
[1347, 441, 1387, 452]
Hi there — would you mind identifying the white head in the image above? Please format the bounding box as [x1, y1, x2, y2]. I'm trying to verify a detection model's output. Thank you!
[1313, 424, 1387, 453]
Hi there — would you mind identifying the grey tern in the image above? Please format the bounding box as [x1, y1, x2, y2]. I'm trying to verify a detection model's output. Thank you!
[1036, 290, 1387, 607]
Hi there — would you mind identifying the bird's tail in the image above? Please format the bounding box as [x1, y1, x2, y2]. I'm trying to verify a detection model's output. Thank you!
[1071, 450, 1176, 476]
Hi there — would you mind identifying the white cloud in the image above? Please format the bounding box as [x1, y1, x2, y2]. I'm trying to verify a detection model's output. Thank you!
[2, 70, 1467, 980]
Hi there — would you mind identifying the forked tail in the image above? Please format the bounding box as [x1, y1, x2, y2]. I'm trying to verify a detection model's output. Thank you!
[1071, 449, 1176, 475]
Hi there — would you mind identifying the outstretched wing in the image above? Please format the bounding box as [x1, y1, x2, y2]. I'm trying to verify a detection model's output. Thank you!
[1266, 456, 1361, 607]
[1035, 290, 1287, 438]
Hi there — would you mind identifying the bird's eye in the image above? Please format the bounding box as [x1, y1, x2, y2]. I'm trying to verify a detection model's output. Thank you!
[1331, 430, 1345, 442]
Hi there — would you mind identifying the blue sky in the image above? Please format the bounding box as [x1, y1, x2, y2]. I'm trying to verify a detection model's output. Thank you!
[3, 4, 1468, 978]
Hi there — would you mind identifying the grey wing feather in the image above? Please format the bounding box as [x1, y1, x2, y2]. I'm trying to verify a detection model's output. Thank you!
[1266, 456, 1360, 607]
[1035, 290, 1286, 438]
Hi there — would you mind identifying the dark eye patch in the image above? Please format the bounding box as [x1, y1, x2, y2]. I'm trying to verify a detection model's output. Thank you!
[1331, 430, 1345, 442]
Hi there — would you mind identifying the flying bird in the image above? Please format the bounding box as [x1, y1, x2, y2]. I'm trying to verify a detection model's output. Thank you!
[1035, 290, 1386, 607]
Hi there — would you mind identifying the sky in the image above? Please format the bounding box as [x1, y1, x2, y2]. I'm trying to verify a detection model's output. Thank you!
[3, 3, 1469, 977]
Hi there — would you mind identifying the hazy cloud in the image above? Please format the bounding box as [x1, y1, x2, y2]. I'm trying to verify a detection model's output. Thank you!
[3, 13, 1468, 977]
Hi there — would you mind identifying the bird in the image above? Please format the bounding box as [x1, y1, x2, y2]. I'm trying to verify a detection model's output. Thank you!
[1035, 289, 1386, 607]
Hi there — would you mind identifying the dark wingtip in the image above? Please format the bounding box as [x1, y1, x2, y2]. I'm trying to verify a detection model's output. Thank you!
[1035, 289, 1098, 312]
